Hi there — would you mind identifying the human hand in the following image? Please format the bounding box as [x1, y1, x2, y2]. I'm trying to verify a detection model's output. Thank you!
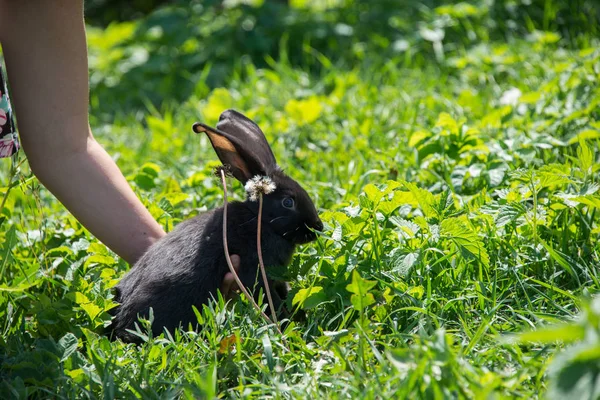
[220, 254, 241, 300]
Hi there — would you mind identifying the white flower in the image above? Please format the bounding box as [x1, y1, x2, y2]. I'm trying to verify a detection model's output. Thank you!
[499, 87, 522, 106]
[244, 175, 276, 201]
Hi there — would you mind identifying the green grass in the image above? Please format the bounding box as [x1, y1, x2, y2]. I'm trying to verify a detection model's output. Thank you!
[2, 1, 600, 398]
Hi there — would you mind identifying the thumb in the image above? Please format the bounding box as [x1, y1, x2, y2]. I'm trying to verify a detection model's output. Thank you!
[221, 254, 241, 299]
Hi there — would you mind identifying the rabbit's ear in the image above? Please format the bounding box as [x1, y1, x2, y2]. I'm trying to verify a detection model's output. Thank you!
[193, 110, 277, 183]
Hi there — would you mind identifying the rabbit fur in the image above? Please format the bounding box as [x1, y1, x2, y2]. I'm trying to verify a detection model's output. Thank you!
[109, 109, 322, 343]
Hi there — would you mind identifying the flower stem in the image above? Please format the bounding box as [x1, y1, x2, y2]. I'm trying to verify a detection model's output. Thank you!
[257, 193, 279, 327]
[219, 169, 272, 325]
[0, 155, 23, 216]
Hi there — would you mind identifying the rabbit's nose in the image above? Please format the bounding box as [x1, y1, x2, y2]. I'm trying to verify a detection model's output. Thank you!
[314, 219, 323, 232]
[308, 219, 323, 232]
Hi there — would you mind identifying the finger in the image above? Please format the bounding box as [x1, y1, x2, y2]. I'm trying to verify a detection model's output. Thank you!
[221, 254, 241, 299]
[221, 272, 235, 298]
[230, 254, 241, 271]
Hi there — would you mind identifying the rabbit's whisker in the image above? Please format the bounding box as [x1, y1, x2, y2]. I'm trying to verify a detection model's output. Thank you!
[270, 216, 289, 224]
[239, 216, 258, 227]
[282, 229, 294, 237]
[283, 225, 304, 238]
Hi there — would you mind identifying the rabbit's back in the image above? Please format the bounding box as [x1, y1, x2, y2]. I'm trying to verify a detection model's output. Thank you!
[110, 202, 296, 342]
[111, 209, 225, 342]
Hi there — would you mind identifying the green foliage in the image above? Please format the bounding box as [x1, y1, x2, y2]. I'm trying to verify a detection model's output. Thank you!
[2, 0, 600, 398]
[346, 270, 377, 313]
[512, 296, 600, 400]
[85, 0, 600, 121]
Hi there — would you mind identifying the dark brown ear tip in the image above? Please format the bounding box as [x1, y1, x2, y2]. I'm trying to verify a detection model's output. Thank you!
[192, 122, 206, 134]
[219, 109, 238, 121]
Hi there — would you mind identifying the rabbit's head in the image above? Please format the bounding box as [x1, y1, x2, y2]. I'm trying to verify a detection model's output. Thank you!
[193, 110, 323, 244]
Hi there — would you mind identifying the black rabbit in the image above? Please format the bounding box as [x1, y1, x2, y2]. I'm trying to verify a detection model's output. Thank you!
[109, 109, 323, 343]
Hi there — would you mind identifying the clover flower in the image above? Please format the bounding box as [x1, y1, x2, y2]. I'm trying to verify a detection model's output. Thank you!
[499, 87, 522, 106]
[245, 175, 276, 201]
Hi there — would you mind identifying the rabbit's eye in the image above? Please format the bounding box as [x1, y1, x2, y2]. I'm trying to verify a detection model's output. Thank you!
[282, 197, 295, 209]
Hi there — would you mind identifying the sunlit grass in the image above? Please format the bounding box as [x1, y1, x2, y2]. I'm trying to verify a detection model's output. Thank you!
[1, 1, 600, 398]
